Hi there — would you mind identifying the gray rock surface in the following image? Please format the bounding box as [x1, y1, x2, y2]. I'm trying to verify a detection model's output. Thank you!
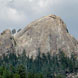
[14, 15, 78, 58]
[0, 15, 78, 58]
[0, 29, 16, 56]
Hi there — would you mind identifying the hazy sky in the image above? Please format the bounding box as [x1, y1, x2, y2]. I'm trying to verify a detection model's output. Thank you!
[0, 0, 78, 38]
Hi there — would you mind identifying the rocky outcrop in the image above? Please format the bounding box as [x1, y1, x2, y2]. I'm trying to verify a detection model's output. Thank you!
[66, 73, 78, 78]
[0, 29, 16, 56]
[14, 15, 78, 58]
[0, 15, 78, 58]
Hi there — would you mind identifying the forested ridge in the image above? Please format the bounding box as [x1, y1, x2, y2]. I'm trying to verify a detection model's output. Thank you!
[0, 50, 78, 78]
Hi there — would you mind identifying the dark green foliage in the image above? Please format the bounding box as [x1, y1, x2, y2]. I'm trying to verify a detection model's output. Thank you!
[16, 65, 26, 78]
[12, 29, 16, 34]
[13, 73, 20, 78]
[0, 50, 78, 78]
[55, 74, 66, 78]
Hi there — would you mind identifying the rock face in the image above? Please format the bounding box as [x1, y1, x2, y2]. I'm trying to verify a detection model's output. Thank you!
[14, 15, 78, 58]
[0, 29, 16, 56]
[0, 15, 78, 58]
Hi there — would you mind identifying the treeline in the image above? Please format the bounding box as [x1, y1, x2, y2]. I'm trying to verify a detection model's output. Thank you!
[0, 50, 78, 78]
[0, 65, 43, 78]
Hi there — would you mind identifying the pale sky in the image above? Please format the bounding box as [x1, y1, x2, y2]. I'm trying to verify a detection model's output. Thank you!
[0, 0, 78, 38]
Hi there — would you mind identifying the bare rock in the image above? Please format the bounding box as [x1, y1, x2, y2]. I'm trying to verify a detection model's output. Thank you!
[1, 29, 11, 35]
[0, 29, 16, 56]
[14, 15, 78, 58]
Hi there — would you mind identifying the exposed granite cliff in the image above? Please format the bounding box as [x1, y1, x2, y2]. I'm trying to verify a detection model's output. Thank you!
[14, 15, 78, 58]
[0, 29, 16, 56]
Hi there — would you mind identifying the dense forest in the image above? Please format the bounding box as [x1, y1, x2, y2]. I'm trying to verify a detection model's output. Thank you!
[0, 49, 78, 78]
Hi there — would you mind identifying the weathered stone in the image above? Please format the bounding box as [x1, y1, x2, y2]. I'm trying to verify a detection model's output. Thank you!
[1, 29, 11, 35]
[14, 15, 78, 58]
[0, 15, 78, 58]
[0, 29, 16, 56]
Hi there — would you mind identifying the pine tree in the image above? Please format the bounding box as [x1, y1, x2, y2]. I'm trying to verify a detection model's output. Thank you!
[13, 73, 20, 78]
[17, 65, 26, 78]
